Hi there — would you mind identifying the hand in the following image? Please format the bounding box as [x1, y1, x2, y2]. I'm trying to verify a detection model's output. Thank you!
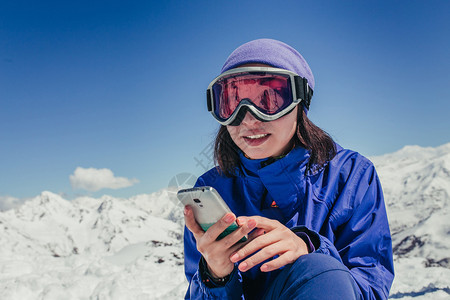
[229, 216, 308, 273]
[184, 205, 258, 278]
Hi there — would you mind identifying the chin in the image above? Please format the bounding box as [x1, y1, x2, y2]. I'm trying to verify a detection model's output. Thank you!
[244, 150, 273, 160]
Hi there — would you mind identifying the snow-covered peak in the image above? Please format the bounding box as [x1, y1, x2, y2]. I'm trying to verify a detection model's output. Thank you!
[371, 143, 450, 221]
[371, 142, 450, 168]
[12, 191, 74, 221]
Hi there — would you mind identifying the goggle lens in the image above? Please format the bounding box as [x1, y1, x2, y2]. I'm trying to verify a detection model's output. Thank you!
[211, 72, 293, 121]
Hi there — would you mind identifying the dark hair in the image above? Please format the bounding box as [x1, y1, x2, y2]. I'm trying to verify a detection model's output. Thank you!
[213, 107, 336, 176]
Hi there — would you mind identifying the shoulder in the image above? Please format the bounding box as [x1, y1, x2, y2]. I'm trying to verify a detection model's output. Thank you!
[310, 145, 383, 222]
[329, 144, 375, 178]
[308, 144, 378, 192]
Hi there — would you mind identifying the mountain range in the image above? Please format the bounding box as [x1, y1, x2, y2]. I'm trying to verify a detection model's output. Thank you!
[1, 143, 449, 299]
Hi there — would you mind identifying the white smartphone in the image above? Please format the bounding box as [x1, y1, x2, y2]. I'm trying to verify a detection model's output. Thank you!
[177, 186, 247, 241]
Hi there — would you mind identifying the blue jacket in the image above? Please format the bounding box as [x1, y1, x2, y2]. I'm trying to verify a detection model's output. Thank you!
[184, 145, 394, 299]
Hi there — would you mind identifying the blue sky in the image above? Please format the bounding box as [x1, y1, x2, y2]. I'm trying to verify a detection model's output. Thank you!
[1, 0, 449, 201]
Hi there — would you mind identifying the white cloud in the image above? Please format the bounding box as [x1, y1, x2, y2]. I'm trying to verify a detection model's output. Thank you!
[0, 196, 27, 211]
[70, 167, 139, 192]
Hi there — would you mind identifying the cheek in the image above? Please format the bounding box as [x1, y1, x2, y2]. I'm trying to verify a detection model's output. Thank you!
[226, 126, 239, 143]
[274, 112, 298, 140]
[288, 115, 298, 137]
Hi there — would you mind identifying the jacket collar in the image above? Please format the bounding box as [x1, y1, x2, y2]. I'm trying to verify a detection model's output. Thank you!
[238, 147, 310, 220]
[239, 146, 309, 174]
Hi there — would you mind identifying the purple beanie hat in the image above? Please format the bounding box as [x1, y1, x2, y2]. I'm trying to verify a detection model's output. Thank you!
[221, 39, 315, 91]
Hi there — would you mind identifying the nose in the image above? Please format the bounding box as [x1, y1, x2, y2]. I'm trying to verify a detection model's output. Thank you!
[240, 110, 261, 126]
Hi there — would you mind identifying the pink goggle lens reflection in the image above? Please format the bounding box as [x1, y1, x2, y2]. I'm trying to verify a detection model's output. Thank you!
[212, 73, 293, 120]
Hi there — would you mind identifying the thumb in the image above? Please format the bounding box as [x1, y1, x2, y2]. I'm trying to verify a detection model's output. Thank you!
[236, 216, 250, 226]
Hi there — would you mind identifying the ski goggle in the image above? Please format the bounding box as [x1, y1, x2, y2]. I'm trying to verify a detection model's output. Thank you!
[206, 67, 313, 126]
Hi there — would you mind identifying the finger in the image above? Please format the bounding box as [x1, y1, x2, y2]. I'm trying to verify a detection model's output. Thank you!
[230, 229, 281, 263]
[227, 227, 264, 261]
[202, 212, 236, 243]
[260, 251, 301, 272]
[246, 215, 281, 231]
[237, 241, 286, 272]
[248, 228, 265, 240]
[234, 228, 264, 249]
[220, 218, 256, 248]
[184, 206, 204, 239]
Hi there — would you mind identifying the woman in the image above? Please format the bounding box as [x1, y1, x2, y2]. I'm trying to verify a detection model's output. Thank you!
[183, 39, 394, 299]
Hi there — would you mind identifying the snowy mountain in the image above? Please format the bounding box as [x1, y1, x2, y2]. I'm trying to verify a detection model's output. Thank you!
[0, 191, 187, 299]
[371, 143, 450, 299]
[0, 143, 449, 299]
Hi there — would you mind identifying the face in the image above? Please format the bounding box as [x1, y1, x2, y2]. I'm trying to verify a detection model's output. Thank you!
[222, 63, 299, 159]
[227, 106, 298, 159]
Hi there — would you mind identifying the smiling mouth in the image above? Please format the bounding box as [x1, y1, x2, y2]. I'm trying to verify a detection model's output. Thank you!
[244, 134, 269, 139]
[242, 133, 271, 146]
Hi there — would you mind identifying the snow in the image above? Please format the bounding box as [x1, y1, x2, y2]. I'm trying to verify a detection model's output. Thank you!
[0, 190, 187, 299]
[371, 142, 450, 299]
[0, 143, 449, 299]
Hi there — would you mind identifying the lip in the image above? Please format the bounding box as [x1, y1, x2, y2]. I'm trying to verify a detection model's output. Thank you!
[242, 133, 271, 147]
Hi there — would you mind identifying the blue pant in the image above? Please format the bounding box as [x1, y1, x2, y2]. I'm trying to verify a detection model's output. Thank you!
[263, 253, 360, 300]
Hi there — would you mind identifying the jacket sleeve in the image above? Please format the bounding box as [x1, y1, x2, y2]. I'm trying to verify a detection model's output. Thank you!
[183, 177, 245, 299]
[294, 160, 395, 300]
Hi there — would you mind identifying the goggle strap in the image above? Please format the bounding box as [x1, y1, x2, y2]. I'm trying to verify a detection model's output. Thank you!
[294, 76, 313, 110]
[206, 89, 213, 112]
